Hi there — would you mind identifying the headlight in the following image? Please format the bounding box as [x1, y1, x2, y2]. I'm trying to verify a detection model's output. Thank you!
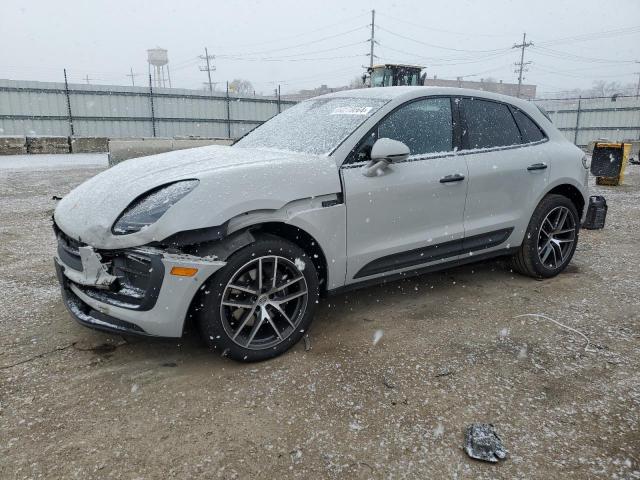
[112, 180, 199, 235]
[581, 155, 589, 169]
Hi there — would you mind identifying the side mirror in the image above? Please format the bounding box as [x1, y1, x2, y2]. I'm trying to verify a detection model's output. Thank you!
[363, 138, 410, 177]
[371, 138, 410, 162]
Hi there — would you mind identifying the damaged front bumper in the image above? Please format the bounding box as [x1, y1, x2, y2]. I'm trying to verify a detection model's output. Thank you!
[54, 233, 226, 337]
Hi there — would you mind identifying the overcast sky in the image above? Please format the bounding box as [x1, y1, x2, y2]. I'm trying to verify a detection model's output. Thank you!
[1, 0, 639, 95]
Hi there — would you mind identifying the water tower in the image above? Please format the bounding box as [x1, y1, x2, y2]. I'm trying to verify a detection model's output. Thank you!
[147, 48, 171, 88]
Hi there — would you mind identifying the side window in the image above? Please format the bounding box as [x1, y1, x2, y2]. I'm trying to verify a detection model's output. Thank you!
[512, 108, 546, 143]
[377, 97, 453, 156]
[461, 98, 521, 149]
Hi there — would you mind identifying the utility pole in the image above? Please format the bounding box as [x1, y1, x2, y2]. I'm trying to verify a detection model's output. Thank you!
[84, 74, 92, 85]
[199, 47, 216, 93]
[635, 62, 640, 98]
[513, 32, 533, 98]
[63, 68, 74, 136]
[369, 9, 376, 69]
[127, 67, 136, 86]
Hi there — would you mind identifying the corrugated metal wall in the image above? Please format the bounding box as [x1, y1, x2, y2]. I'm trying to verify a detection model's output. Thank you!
[534, 96, 640, 147]
[0, 79, 295, 139]
[3, 79, 638, 146]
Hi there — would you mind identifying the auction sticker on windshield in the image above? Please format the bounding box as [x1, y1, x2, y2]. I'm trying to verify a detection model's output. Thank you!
[330, 106, 374, 115]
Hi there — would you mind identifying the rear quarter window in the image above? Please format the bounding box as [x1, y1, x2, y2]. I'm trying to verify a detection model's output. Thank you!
[512, 108, 547, 143]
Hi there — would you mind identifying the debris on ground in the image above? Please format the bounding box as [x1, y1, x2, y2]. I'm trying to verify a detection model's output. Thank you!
[515, 313, 597, 353]
[382, 376, 395, 389]
[290, 448, 303, 463]
[435, 367, 454, 377]
[303, 334, 311, 351]
[464, 423, 508, 463]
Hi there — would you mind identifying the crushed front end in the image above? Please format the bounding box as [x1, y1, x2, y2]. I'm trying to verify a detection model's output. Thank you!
[53, 223, 226, 337]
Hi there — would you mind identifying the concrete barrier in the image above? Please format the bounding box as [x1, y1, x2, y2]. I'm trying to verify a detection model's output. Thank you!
[0, 136, 27, 155]
[26, 136, 70, 154]
[70, 137, 108, 153]
[108, 137, 234, 166]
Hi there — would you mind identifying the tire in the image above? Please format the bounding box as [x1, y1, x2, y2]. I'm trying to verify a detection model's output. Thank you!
[512, 194, 580, 279]
[197, 236, 319, 362]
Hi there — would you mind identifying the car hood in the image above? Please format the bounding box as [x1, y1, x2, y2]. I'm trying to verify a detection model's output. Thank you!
[54, 145, 341, 249]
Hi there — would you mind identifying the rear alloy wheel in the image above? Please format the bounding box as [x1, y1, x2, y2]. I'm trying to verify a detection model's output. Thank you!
[536, 205, 577, 270]
[198, 237, 319, 361]
[512, 194, 580, 278]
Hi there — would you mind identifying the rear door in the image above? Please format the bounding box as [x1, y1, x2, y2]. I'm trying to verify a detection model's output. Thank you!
[459, 97, 550, 254]
[340, 97, 469, 282]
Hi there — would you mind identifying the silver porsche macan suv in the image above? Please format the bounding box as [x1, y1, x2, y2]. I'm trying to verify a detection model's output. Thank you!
[53, 86, 589, 361]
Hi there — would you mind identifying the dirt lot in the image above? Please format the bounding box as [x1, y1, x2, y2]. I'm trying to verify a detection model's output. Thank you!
[1, 156, 639, 479]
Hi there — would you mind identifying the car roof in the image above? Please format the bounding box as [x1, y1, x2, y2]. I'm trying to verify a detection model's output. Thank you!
[317, 86, 535, 110]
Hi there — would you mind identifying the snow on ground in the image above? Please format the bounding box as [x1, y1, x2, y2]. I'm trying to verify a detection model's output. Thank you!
[0, 153, 108, 171]
[1, 163, 639, 479]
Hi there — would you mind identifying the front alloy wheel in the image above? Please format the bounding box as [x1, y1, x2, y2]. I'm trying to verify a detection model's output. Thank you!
[220, 256, 309, 350]
[198, 236, 319, 362]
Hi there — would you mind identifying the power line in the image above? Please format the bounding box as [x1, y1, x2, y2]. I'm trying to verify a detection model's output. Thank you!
[210, 13, 369, 49]
[513, 32, 533, 97]
[376, 25, 512, 54]
[376, 43, 514, 65]
[214, 54, 367, 63]
[170, 58, 201, 73]
[252, 66, 360, 86]
[217, 26, 368, 58]
[218, 40, 367, 61]
[530, 46, 637, 65]
[537, 25, 640, 47]
[378, 11, 518, 38]
[532, 64, 639, 79]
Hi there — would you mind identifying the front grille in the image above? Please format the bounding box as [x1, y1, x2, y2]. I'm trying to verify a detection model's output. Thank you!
[78, 250, 164, 311]
[54, 222, 164, 311]
[56, 229, 84, 272]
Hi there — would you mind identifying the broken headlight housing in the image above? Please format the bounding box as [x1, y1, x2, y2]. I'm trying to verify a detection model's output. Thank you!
[112, 180, 199, 235]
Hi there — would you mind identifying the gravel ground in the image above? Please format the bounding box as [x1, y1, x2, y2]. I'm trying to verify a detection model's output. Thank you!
[1, 157, 639, 479]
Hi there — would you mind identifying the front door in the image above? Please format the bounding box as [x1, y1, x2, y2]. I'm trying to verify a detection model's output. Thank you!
[340, 97, 469, 283]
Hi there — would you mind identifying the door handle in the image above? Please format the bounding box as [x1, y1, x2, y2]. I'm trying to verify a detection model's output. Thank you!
[527, 163, 548, 171]
[440, 174, 465, 183]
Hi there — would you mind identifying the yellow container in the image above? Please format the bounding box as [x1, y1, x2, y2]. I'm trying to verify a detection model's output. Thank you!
[592, 142, 631, 186]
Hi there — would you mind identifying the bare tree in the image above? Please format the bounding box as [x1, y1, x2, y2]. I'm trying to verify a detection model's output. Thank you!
[349, 75, 366, 89]
[542, 80, 637, 99]
[229, 79, 254, 96]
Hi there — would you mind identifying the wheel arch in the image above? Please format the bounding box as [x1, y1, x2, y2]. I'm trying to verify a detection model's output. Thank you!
[545, 182, 586, 219]
[246, 222, 329, 293]
[182, 220, 329, 337]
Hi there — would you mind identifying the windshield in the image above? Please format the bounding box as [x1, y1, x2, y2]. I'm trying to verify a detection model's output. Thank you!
[371, 68, 391, 87]
[235, 96, 388, 155]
